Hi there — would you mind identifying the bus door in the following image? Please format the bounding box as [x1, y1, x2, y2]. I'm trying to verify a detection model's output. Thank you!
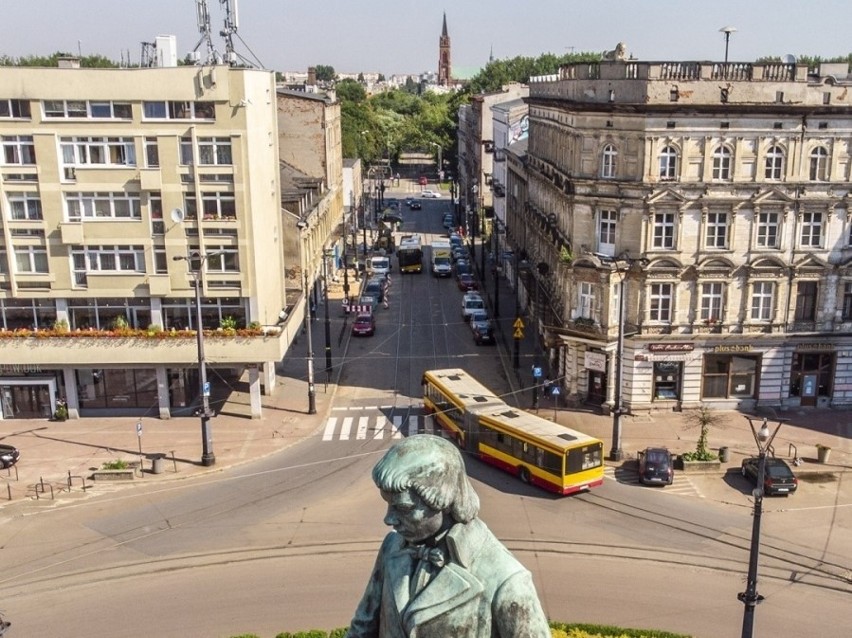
[463, 412, 479, 454]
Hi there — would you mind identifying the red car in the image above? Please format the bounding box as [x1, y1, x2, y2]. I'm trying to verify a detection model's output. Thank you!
[418, 176, 428, 186]
[457, 273, 478, 291]
[351, 313, 375, 337]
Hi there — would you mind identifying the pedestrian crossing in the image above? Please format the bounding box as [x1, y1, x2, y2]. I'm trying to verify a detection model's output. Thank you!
[604, 465, 703, 497]
[321, 413, 437, 441]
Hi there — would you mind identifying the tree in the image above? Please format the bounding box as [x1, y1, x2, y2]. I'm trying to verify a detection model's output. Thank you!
[336, 78, 366, 104]
[314, 64, 336, 82]
[682, 407, 724, 461]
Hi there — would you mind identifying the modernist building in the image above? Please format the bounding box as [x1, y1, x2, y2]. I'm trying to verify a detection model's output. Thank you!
[0, 61, 312, 420]
[518, 60, 852, 412]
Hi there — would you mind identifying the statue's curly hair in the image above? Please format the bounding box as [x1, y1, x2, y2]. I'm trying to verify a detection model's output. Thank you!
[372, 434, 480, 523]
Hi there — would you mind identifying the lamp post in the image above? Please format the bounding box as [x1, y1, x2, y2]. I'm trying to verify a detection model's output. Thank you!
[720, 26, 737, 66]
[173, 250, 225, 466]
[492, 218, 500, 317]
[739, 416, 784, 638]
[609, 266, 627, 461]
[303, 272, 316, 414]
[469, 184, 478, 258]
[322, 249, 333, 383]
[429, 142, 442, 182]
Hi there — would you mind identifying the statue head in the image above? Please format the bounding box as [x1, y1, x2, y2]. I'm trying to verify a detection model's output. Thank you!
[372, 434, 480, 542]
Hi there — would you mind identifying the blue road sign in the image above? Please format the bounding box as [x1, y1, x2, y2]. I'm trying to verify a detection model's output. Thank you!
[551, 386, 561, 396]
[203, 381, 211, 397]
[532, 366, 543, 378]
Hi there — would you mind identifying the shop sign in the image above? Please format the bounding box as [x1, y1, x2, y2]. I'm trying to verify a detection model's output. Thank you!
[584, 351, 607, 372]
[795, 342, 834, 352]
[648, 343, 694, 353]
[713, 344, 752, 353]
[0, 364, 43, 374]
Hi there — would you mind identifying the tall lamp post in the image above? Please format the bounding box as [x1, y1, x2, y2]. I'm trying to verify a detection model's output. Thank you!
[173, 249, 224, 466]
[609, 265, 627, 461]
[469, 185, 478, 259]
[303, 272, 317, 414]
[720, 26, 737, 65]
[322, 249, 333, 383]
[739, 416, 784, 638]
[429, 142, 443, 182]
[492, 218, 500, 317]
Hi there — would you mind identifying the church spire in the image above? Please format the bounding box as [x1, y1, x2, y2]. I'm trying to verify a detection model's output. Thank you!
[438, 11, 451, 86]
[442, 11, 448, 37]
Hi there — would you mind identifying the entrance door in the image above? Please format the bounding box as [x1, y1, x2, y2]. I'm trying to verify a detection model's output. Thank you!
[1, 384, 51, 418]
[800, 373, 818, 407]
[586, 371, 606, 405]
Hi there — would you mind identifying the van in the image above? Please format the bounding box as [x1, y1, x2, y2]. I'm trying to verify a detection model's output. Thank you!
[462, 293, 485, 321]
[369, 255, 391, 276]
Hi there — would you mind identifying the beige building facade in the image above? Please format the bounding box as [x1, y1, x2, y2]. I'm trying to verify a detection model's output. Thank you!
[522, 60, 852, 412]
[0, 63, 301, 420]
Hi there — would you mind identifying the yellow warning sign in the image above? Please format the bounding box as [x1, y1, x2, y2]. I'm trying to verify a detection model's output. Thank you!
[513, 328, 524, 339]
[513, 317, 525, 329]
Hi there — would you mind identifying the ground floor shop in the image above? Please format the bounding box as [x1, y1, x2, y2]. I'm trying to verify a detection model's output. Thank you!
[555, 335, 852, 413]
[0, 362, 276, 420]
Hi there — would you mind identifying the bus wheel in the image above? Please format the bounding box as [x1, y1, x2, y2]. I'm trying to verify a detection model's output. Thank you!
[519, 467, 531, 484]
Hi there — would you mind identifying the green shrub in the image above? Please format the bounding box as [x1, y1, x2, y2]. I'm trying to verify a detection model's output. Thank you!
[101, 459, 129, 470]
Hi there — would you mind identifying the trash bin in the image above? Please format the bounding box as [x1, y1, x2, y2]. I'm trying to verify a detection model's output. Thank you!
[151, 454, 165, 475]
[817, 445, 831, 464]
[719, 446, 730, 463]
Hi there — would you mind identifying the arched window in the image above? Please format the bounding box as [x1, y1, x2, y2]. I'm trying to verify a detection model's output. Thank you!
[764, 145, 785, 180]
[809, 146, 828, 181]
[712, 146, 732, 180]
[658, 145, 678, 181]
[600, 144, 617, 178]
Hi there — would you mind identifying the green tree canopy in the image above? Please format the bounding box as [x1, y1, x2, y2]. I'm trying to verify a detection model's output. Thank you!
[314, 64, 336, 82]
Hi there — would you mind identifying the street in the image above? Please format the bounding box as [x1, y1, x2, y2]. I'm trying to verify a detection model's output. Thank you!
[0, 196, 850, 637]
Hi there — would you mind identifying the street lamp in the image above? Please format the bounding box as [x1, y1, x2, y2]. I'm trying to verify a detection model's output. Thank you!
[429, 142, 443, 181]
[296, 220, 316, 414]
[322, 249, 333, 383]
[720, 26, 737, 66]
[173, 249, 225, 466]
[492, 218, 500, 317]
[739, 416, 784, 638]
[609, 264, 628, 461]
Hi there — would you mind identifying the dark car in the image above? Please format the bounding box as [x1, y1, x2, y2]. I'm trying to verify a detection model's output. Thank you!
[410, 201, 422, 210]
[454, 260, 471, 278]
[442, 215, 454, 229]
[741, 456, 798, 496]
[351, 313, 375, 337]
[470, 312, 494, 345]
[0, 444, 20, 469]
[638, 447, 674, 485]
[457, 273, 478, 291]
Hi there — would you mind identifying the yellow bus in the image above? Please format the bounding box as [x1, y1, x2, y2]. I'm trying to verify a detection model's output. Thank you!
[423, 368, 604, 495]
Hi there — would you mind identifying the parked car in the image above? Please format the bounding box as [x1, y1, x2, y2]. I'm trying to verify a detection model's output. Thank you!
[472, 322, 495, 345]
[422, 189, 441, 198]
[452, 246, 469, 262]
[454, 260, 471, 280]
[462, 293, 485, 321]
[351, 313, 375, 337]
[741, 456, 798, 496]
[0, 444, 20, 469]
[419, 176, 428, 186]
[405, 198, 413, 207]
[442, 214, 454, 229]
[410, 201, 422, 210]
[457, 272, 478, 291]
[638, 447, 674, 486]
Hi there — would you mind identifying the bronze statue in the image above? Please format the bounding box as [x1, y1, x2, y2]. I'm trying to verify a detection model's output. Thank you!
[345, 434, 551, 638]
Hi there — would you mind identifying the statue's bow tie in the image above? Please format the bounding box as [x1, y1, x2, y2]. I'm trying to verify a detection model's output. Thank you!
[407, 545, 446, 567]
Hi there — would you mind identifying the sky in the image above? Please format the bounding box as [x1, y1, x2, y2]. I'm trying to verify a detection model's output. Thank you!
[2, 1, 851, 77]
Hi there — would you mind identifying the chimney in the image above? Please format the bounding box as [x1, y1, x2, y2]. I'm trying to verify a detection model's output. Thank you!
[307, 66, 317, 85]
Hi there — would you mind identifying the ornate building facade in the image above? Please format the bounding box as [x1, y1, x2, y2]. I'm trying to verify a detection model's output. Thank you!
[515, 60, 852, 412]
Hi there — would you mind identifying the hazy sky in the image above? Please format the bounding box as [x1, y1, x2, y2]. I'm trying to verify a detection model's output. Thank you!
[2, 1, 851, 76]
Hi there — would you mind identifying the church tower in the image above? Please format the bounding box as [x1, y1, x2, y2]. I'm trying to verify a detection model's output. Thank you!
[437, 12, 451, 86]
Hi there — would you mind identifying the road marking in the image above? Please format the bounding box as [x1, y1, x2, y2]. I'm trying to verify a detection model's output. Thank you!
[406, 416, 419, 436]
[373, 416, 387, 439]
[340, 417, 353, 441]
[322, 417, 338, 441]
[356, 416, 369, 440]
[391, 416, 403, 438]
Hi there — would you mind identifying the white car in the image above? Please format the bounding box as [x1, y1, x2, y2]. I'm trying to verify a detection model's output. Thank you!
[421, 190, 441, 198]
[462, 293, 485, 321]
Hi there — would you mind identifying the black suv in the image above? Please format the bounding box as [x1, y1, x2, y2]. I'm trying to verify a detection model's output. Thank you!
[638, 447, 674, 486]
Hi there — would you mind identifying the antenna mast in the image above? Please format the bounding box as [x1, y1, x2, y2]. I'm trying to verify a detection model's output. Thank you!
[220, 0, 239, 65]
[193, 0, 219, 63]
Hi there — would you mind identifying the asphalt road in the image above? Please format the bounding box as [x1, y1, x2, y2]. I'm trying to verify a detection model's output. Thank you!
[0, 198, 850, 637]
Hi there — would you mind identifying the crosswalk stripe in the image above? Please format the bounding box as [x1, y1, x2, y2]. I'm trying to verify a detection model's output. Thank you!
[340, 417, 353, 441]
[424, 415, 435, 435]
[391, 416, 404, 438]
[356, 416, 369, 440]
[322, 417, 338, 442]
[407, 416, 419, 436]
[373, 416, 387, 439]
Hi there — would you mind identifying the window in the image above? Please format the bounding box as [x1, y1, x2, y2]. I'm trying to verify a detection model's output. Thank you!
[2, 135, 36, 165]
[756, 211, 780, 248]
[13, 246, 48, 273]
[789, 352, 833, 398]
[700, 282, 724, 322]
[197, 137, 233, 165]
[577, 282, 594, 319]
[150, 194, 164, 235]
[750, 281, 775, 321]
[42, 99, 86, 118]
[43, 100, 130, 119]
[809, 147, 828, 181]
[648, 283, 673, 322]
[794, 281, 817, 321]
[842, 282, 852, 321]
[65, 192, 142, 221]
[600, 144, 617, 178]
[60, 137, 136, 167]
[142, 101, 215, 120]
[154, 248, 168, 274]
[652, 211, 676, 249]
[89, 101, 132, 119]
[597, 209, 617, 255]
[201, 192, 236, 219]
[705, 212, 728, 249]
[71, 246, 145, 275]
[180, 137, 194, 165]
[145, 137, 159, 168]
[205, 247, 240, 272]
[799, 212, 822, 248]
[658, 145, 678, 180]
[653, 361, 681, 400]
[0, 298, 55, 330]
[764, 145, 785, 180]
[6, 192, 42, 220]
[711, 146, 732, 180]
[702, 354, 759, 399]
[0, 99, 31, 119]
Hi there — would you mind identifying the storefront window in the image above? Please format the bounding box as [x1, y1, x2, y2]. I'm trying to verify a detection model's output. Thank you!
[76, 368, 158, 409]
[789, 353, 833, 397]
[653, 361, 682, 400]
[702, 355, 759, 399]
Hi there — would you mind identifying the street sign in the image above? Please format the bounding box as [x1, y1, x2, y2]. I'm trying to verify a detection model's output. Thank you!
[513, 328, 524, 339]
[513, 317, 525, 329]
[533, 366, 543, 378]
[551, 386, 561, 396]
[136, 420, 142, 436]
[203, 381, 211, 397]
